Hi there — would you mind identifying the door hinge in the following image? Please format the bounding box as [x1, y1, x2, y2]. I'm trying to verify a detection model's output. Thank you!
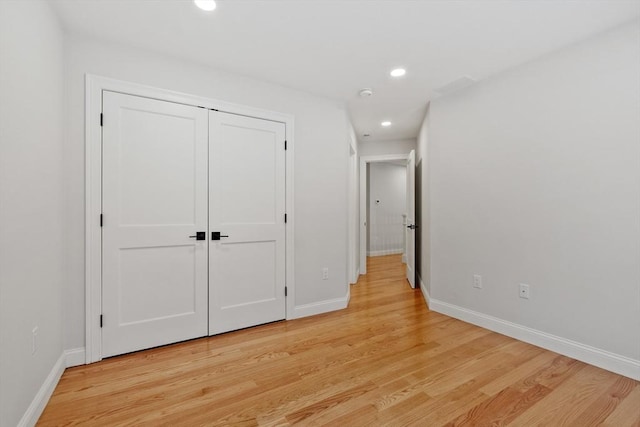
[100, 315, 103, 328]
[100, 113, 103, 127]
[284, 213, 287, 223]
[284, 140, 287, 150]
[285, 286, 287, 297]
[100, 214, 103, 227]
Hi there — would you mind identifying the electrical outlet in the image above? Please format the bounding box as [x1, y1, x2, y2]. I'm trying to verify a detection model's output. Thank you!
[32, 326, 38, 355]
[473, 274, 482, 289]
[322, 267, 329, 280]
[519, 283, 530, 299]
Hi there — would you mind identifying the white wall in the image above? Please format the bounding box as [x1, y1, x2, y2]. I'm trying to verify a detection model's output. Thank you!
[359, 138, 416, 157]
[63, 36, 350, 351]
[0, 1, 65, 425]
[368, 163, 407, 256]
[428, 20, 640, 370]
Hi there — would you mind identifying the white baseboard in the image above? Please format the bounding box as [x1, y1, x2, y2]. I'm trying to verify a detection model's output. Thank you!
[367, 249, 404, 257]
[402, 254, 407, 263]
[64, 347, 86, 367]
[418, 274, 430, 308]
[429, 298, 640, 381]
[17, 353, 65, 427]
[292, 292, 350, 319]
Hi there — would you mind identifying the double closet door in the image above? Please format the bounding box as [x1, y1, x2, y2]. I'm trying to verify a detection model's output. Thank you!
[101, 91, 286, 358]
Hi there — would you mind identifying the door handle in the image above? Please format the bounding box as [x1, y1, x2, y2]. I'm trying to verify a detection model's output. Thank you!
[407, 224, 418, 230]
[212, 232, 229, 240]
[189, 231, 206, 240]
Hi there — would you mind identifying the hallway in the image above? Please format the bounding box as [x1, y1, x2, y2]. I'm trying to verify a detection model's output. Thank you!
[39, 255, 638, 426]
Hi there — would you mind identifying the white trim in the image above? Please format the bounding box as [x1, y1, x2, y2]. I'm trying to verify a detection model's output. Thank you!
[348, 139, 358, 286]
[64, 347, 86, 368]
[17, 353, 65, 427]
[359, 154, 411, 275]
[285, 114, 295, 325]
[85, 76, 102, 363]
[86, 75, 295, 363]
[291, 292, 350, 319]
[418, 273, 430, 308]
[429, 298, 640, 381]
[367, 249, 404, 257]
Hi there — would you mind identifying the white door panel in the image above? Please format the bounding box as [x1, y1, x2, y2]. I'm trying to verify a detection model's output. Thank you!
[102, 92, 208, 357]
[209, 111, 286, 335]
[406, 150, 416, 288]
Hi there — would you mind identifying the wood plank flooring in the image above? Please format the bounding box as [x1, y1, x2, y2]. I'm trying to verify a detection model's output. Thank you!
[39, 255, 640, 426]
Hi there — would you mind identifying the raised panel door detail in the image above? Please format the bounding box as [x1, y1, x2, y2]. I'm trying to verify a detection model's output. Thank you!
[214, 241, 277, 308]
[118, 109, 197, 226]
[215, 124, 277, 224]
[118, 245, 197, 325]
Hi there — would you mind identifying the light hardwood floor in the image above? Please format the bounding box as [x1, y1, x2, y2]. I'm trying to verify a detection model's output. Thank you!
[39, 255, 639, 426]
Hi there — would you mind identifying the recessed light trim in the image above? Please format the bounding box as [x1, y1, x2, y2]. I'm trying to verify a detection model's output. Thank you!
[390, 68, 406, 77]
[194, 0, 216, 11]
[381, 121, 392, 127]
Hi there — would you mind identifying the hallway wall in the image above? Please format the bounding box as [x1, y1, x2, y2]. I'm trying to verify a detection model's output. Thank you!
[0, 1, 65, 425]
[427, 20, 640, 376]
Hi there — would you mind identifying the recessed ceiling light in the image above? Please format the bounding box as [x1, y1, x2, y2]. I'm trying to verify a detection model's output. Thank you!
[194, 0, 216, 11]
[381, 121, 392, 127]
[390, 68, 406, 78]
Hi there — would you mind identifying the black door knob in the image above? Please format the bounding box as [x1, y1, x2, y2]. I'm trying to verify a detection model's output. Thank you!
[189, 231, 206, 240]
[212, 232, 229, 240]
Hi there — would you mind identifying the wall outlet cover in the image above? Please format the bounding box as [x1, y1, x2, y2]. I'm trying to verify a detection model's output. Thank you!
[473, 274, 482, 289]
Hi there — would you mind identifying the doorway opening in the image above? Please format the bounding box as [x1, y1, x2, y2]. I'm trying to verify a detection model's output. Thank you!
[359, 152, 416, 288]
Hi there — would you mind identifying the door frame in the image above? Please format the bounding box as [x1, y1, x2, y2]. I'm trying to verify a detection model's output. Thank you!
[358, 154, 411, 276]
[85, 75, 295, 363]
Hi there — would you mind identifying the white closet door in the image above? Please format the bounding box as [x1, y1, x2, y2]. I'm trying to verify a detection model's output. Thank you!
[102, 92, 209, 357]
[405, 150, 416, 288]
[209, 111, 286, 335]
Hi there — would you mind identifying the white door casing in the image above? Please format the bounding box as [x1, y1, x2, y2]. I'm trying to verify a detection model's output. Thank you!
[101, 91, 209, 357]
[405, 150, 416, 288]
[359, 154, 413, 277]
[208, 111, 287, 335]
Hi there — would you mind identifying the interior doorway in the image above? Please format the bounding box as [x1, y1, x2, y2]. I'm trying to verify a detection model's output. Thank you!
[359, 152, 416, 287]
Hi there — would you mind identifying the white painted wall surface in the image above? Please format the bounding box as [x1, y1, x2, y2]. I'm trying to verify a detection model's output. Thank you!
[368, 163, 407, 256]
[428, 21, 640, 362]
[359, 138, 416, 157]
[63, 36, 349, 351]
[0, 1, 65, 425]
